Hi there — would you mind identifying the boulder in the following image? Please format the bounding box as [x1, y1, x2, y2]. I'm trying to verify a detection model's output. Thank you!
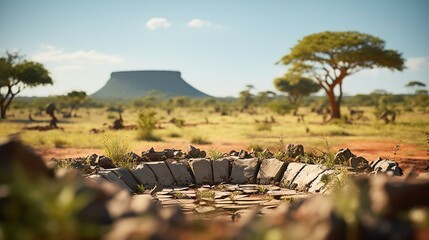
[132, 163, 158, 188]
[145, 161, 176, 186]
[212, 158, 231, 184]
[289, 164, 327, 192]
[334, 148, 356, 164]
[188, 158, 213, 185]
[99, 170, 134, 193]
[372, 159, 403, 176]
[349, 156, 369, 170]
[308, 169, 335, 193]
[257, 158, 287, 184]
[281, 162, 306, 188]
[166, 160, 194, 186]
[286, 144, 305, 158]
[98, 156, 116, 169]
[230, 158, 260, 184]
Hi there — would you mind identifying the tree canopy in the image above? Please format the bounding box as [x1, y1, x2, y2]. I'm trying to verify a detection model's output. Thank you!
[274, 73, 320, 114]
[0, 52, 53, 119]
[278, 31, 405, 119]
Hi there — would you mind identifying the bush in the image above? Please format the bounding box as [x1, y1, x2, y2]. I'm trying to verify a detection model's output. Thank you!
[53, 138, 68, 148]
[267, 100, 292, 115]
[191, 136, 211, 145]
[136, 110, 161, 141]
[101, 134, 134, 169]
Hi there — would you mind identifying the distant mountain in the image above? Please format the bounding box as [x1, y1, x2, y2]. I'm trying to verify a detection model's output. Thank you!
[91, 70, 211, 99]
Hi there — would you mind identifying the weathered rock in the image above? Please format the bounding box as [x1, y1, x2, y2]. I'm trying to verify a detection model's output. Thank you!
[0, 139, 54, 183]
[308, 169, 335, 193]
[349, 156, 369, 170]
[281, 162, 306, 188]
[188, 158, 213, 185]
[212, 158, 231, 184]
[257, 158, 287, 184]
[372, 159, 403, 176]
[145, 161, 176, 186]
[186, 145, 203, 158]
[99, 170, 134, 193]
[290, 164, 327, 191]
[98, 156, 116, 169]
[111, 167, 140, 192]
[369, 176, 429, 216]
[335, 148, 356, 164]
[131, 163, 157, 188]
[238, 150, 250, 159]
[166, 160, 194, 186]
[286, 144, 305, 158]
[230, 158, 260, 184]
[141, 147, 167, 162]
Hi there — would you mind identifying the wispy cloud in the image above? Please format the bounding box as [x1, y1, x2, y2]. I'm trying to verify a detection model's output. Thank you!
[406, 57, 429, 70]
[187, 18, 221, 29]
[32, 45, 123, 64]
[146, 18, 170, 30]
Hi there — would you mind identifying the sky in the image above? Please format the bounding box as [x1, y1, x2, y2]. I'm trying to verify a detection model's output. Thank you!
[1, 0, 428, 97]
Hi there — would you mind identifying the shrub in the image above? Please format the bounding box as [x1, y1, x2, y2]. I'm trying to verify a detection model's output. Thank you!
[208, 149, 224, 160]
[267, 100, 292, 115]
[101, 134, 134, 169]
[53, 138, 68, 148]
[136, 110, 161, 141]
[191, 136, 211, 145]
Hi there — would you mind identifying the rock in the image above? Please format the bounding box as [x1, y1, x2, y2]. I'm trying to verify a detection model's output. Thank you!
[257, 158, 287, 184]
[166, 160, 194, 186]
[111, 167, 140, 192]
[335, 148, 356, 164]
[369, 176, 429, 216]
[212, 158, 231, 184]
[131, 163, 158, 188]
[99, 170, 134, 193]
[141, 147, 167, 162]
[0, 139, 55, 183]
[372, 159, 403, 176]
[186, 145, 201, 158]
[281, 162, 306, 188]
[238, 150, 250, 159]
[308, 170, 335, 193]
[286, 144, 305, 158]
[188, 158, 213, 185]
[290, 164, 327, 192]
[145, 161, 176, 186]
[230, 158, 260, 184]
[98, 156, 116, 169]
[128, 152, 143, 163]
[349, 156, 369, 170]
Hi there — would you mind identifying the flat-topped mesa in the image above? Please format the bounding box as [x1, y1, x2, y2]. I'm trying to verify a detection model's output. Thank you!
[91, 70, 211, 99]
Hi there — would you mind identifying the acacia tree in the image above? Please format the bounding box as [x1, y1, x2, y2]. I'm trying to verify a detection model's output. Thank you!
[278, 31, 405, 119]
[62, 91, 88, 117]
[0, 52, 53, 119]
[274, 72, 320, 115]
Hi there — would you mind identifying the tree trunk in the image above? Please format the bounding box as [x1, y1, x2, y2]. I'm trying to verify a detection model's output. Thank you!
[0, 105, 6, 119]
[326, 88, 341, 119]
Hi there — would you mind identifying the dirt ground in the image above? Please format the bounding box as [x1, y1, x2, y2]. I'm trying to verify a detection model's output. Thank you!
[36, 140, 428, 174]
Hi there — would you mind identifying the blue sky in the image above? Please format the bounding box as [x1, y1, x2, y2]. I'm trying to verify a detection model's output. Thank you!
[1, 0, 428, 97]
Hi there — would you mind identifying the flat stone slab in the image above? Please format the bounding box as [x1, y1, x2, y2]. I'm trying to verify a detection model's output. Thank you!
[145, 161, 176, 187]
[257, 158, 287, 184]
[166, 160, 194, 186]
[189, 158, 213, 185]
[281, 162, 306, 188]
[132, 164, 157, 188]
[99, 170, 133, 193]
[230, 158, 260, 184]
[290, 164, 326, 191]
[308, 169, 335, 193]
[212, 158, 230, 183]
[111, 167, 140, 192]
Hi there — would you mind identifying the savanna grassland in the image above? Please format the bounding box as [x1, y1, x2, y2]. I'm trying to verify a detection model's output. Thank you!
[1, 99, 428, 172]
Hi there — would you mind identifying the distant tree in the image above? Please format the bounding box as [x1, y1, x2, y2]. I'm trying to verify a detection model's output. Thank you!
[0, 52, 53, 119]
[63, 90, 88, 117]
[238, 85, 254, 111]
[278, 31, 405, 120]
[274, 70, 320, 115]
[405, 80, 426, 95]
[255, 90, 276, 107]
